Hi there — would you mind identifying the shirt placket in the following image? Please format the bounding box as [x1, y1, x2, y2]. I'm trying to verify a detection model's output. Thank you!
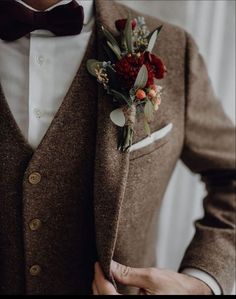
[28, 34, 53, 149]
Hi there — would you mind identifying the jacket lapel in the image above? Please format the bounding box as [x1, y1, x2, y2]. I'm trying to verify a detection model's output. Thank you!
[93, 0, 130, 283]
[1, 0, 131, 285]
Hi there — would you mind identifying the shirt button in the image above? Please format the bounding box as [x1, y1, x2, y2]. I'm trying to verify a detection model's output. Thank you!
[37, 55, 45, 66]
[33, 108, 42, 119]
[29, 265, 42, 276]
[29, 172, 41, 185]
[29, 219, 42, 231]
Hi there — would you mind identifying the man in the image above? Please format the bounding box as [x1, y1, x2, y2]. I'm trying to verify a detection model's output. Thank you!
[0, 0, 235, 295]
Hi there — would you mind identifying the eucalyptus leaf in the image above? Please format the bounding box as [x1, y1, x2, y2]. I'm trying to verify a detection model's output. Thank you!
[147, 30, 158, 52]
[86, 59, 103, 77]
[101, 26, 120, 51]
[134, 65, 148, 89]
[121, 31, 127, 52]
[147, 25, 163, 49]
[110, 89, 132, 106]
[103, 44, 117, 63]
[107, 41, 122, 60]
[124, 15, 133, 53]
[144, 99, 154, 123]
[110, 108, 126, 127]
[144, 118, 151, 136]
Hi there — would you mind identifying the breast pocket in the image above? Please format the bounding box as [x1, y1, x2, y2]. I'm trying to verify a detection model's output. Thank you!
[129, 123, 173, 160]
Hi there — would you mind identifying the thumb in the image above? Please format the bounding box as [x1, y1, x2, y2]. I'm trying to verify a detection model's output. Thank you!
[111, 260, 148, 288]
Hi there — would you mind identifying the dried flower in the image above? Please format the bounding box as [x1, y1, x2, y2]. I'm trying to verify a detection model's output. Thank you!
[95, 67, 109, 88]
[148, 89, 157, 98]
[149, 84, 158, 93]
[152, 96, 162, 111]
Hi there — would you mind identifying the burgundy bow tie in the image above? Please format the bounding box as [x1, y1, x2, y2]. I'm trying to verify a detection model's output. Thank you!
[0, 0, 84, 42]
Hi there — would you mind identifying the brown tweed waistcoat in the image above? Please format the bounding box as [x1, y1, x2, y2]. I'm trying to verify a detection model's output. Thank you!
[0, 0, 235, 295]
[0, 24, 98, 295]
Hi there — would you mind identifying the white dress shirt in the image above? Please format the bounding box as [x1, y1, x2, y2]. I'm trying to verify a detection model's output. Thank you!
[0, 0, 221, 295]
[0, 0, 94, 149]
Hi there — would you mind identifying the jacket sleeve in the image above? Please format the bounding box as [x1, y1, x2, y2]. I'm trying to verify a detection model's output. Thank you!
[179, 32, 236, 295]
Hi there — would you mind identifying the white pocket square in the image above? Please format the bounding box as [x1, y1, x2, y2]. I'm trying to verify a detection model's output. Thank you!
[130, 123, 173, 152]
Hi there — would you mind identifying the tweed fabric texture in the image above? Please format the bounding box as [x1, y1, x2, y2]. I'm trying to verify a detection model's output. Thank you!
[0, 0, 235, 295]
[0, 28, 98, 295]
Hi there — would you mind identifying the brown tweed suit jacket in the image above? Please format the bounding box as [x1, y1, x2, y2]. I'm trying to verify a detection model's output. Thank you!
[0, 0, 235, 295]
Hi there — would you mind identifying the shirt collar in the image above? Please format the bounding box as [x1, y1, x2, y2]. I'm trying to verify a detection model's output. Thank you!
[15, 0, 94, 25]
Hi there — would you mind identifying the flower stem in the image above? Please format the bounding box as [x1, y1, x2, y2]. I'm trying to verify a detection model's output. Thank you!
[118, 125, 134, 152]
[118, 104, 136, 152]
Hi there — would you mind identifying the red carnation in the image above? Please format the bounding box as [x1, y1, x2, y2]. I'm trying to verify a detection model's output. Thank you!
[115, 18, 137, 32]
[144, 52, 166, 79]
[115, 52, 166, 89]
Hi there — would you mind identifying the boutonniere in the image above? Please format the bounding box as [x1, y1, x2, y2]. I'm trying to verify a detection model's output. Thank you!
[87, 16, 167, 152]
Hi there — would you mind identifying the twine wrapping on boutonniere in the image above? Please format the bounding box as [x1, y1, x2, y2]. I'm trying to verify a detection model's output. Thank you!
[87, 16, 167, 152]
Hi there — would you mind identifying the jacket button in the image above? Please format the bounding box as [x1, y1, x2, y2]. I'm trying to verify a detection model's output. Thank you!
[29, 172, 41, 185]
[29, 265, 41, 276]
[29, 219, 42, 231]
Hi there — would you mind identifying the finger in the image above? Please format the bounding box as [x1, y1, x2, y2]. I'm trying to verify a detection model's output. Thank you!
[92, 280, 99, 295]
[111, 260, 149, 288]
[94, 262, 118, 295]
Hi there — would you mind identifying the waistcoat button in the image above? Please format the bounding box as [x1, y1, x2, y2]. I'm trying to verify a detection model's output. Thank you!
[29, 265, 41, 276]
[29, 172, 41, 185]
[29, 219, 42, 231]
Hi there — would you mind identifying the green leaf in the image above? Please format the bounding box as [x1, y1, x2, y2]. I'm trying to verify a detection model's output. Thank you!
[110, 89, 132, 106]
[147, 30, 158, 52]
[122, 125, 134, 152]
[147, 25, 163, 49]
[120, 32, 127, 52]
[134, 65, 148, 89]
[86, 59, 103, 76]
[144, 99, 154, 123]
[124, 15, 133, 53]
[101, 26, 121, 51]
[110, 108, 126, 127]
[103, 44, 117, 63]
[107, 41, 122, 60]
[144, 118, 151, 136]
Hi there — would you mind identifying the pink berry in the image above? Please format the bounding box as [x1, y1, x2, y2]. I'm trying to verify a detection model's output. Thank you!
[148, 89, 157, 98]
[152, 96, 162, 111]
[149, 84, 158, 92]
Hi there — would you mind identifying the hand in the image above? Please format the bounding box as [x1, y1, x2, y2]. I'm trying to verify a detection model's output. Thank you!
[92, 261, 213, 295]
